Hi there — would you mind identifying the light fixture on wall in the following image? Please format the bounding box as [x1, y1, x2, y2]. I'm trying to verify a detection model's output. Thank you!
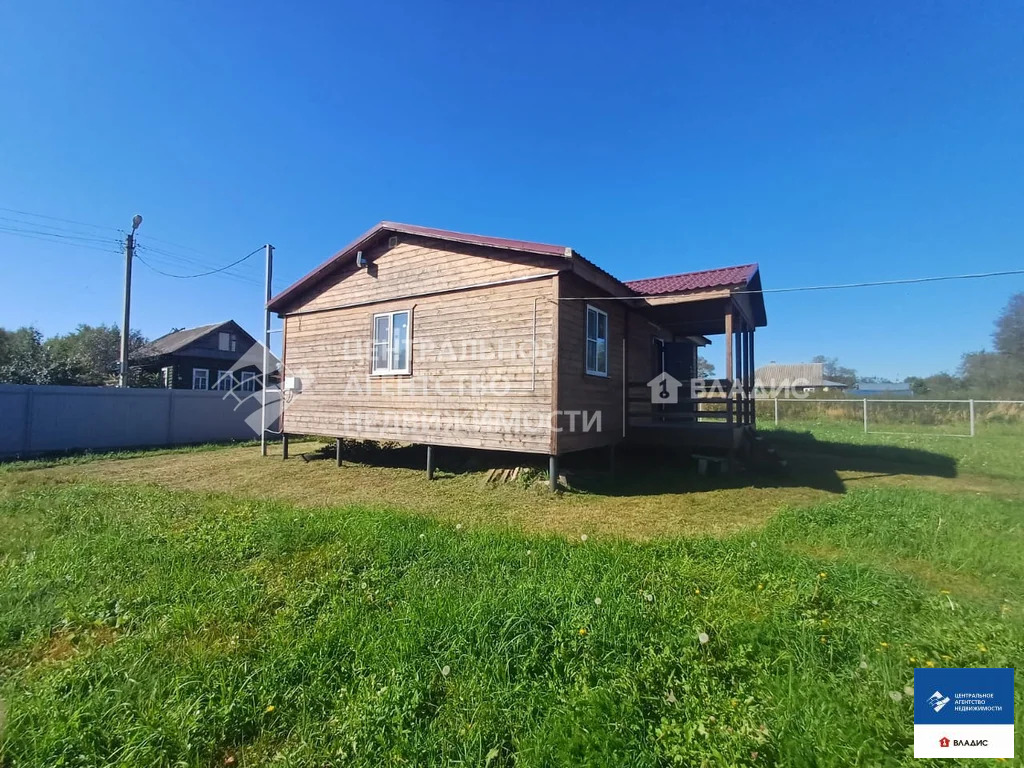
[356, 250, 367, 268]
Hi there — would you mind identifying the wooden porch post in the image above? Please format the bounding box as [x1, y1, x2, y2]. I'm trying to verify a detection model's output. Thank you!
[749, 328, 756, 429]
[724, 305, 734, 425]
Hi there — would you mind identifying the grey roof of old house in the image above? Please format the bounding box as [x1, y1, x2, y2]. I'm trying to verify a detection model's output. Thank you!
[133, 321, 234, 360]
[755, 362, 848, 388]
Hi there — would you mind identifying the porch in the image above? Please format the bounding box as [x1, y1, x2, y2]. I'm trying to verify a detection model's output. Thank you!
[623, 265, 766, 454]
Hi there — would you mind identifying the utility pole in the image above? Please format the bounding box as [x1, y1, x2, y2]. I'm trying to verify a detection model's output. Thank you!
[119, 214, 143, 387]
[260, 243, 274, 455]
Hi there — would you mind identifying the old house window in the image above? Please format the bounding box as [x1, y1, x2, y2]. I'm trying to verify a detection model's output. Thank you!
[240, 371, 257, 392]
[218, 331, 237, 352]
[585, 305, 608, 376]
[161, 366, 173, 388]
[216, 370, 235, 391]
[192, 368, 209, 390]
[371, 310, 411, 375]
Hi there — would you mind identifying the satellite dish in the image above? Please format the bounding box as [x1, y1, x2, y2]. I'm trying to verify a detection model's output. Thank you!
[131, 214, 143, 231]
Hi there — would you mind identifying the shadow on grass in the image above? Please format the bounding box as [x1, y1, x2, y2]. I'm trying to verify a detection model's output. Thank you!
[291, 429, 958, 498]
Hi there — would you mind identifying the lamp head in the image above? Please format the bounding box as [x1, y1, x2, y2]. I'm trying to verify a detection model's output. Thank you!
[131, 214, 143, 232]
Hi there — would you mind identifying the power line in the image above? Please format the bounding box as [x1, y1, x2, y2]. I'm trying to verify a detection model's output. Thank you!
[134, 246, 264, 279]
[560, 267, 1024, 301]
[734, 268, 1024, 295]
[0, 226, 122, 254]
[0, 206, 118, 233]
[135, 243, 261, 285]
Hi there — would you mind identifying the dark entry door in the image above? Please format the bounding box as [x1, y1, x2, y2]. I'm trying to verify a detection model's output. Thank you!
[664, 341, 696, 417]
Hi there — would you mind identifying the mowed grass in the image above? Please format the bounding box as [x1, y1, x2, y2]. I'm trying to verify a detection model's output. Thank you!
[0, 427, 1022, 766]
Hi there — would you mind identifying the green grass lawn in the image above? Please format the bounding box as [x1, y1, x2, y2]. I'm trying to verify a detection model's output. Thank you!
[0, 429, 1022, 766]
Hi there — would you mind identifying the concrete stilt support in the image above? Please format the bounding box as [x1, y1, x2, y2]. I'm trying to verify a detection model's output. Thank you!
[548, 454, 558, 492]
[426, 445, 435, 481]
[282, 434, 289, 460]
[336, 438, 343, 467]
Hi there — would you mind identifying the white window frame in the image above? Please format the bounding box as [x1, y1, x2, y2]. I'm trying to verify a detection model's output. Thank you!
[585, 305, 609, 377]
[218, 331, 237, 352]
[215, 370, 235, 391]
[192, 368, 209, 390]
[370, 309, 412, 375]
[161, 366, 173, 388]
[240, 371, 257, 392]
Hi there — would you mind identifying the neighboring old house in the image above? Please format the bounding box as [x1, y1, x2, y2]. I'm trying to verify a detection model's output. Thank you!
[848, 381, 913, 397]
[132, 320, 277, 391]
[267, 222, 768, 478]
[755, 362, 848, 394]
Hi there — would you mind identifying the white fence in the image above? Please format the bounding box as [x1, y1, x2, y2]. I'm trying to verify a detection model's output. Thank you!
[0, 384, 280, 458]
[764, 398, 1024, 438]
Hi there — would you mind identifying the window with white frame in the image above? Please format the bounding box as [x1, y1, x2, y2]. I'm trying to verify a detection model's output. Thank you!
[371, 310, 411, 374]
[215, 370, 235, 391]
[161, 366, 173, 388]
[192, 368, 209, 390]
[218, 331, 237, 352]
[240, 371, 257, 392]
[585, 305, 609, 376]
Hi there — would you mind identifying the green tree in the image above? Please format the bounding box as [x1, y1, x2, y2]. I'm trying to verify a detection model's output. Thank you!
[993, 293, 1024, 359]
[697, 355, 715, 378]
[811, 355, 857, 386]
[45, 324, 148, 386]
[0, 327, 81, 385]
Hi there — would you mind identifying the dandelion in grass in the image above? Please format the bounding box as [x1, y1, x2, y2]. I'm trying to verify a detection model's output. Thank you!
[977, 643, 988, 653]
[455, 523, 463, 531]
[264, 705, 275, 713]
[643, 592, 654, 603]
[879, 642, 889, 649]
[526, 549, 532, 556]
[580, 534, 588, 542]
[904, 686, 914, 697]
[360, 582, 368, 590]
[694, 587, 701, 595]
[698, 631, 710, 645]
[594, 597, 602, 606]
[441, 665, 451, 677]
[757, 583, 764, 591]
[859, 661, 868, 670]
[818, 572, 827, 580]
[940, 589, 951, 595]
[924, 660, 936, 667]
[419, 533, 425, 540]
[888, 691, 902, 703]
[579, 627, 587, 636]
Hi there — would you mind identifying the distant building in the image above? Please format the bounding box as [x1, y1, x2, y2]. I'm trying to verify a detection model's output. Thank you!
[755, 362, 848, 394]
[848, 381, 913, 397]
[132, 320, 277, 391]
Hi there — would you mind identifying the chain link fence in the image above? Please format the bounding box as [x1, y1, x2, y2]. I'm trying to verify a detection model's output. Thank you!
[756, 397, 1024, 438]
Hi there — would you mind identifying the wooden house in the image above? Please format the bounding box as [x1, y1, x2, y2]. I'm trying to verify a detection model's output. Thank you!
[132, 320, 276, 391]
[267, 222, 767, 486]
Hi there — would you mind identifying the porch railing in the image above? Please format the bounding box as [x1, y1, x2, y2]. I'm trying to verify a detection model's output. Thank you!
[627, 379, 756, 428]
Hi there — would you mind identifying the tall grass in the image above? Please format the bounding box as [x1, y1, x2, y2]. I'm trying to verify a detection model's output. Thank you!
[1, 483, 1021, 766]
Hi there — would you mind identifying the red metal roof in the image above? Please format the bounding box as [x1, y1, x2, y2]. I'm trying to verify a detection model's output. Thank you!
[267, 221, 569, 312]
[624, 263, 759, 295]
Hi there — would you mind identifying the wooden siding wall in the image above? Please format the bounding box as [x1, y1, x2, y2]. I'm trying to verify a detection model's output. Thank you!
[291, 235, 560, 312]
[553, 273, 628, 454]
[281, 239, 558, 453]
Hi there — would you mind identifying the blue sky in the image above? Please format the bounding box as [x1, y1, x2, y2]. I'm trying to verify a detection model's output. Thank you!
[1, 1, 1021, 380]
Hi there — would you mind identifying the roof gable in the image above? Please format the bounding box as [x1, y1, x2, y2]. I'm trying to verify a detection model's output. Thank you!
[268, 222, 572, 314]
[134, 320, 256, 360]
